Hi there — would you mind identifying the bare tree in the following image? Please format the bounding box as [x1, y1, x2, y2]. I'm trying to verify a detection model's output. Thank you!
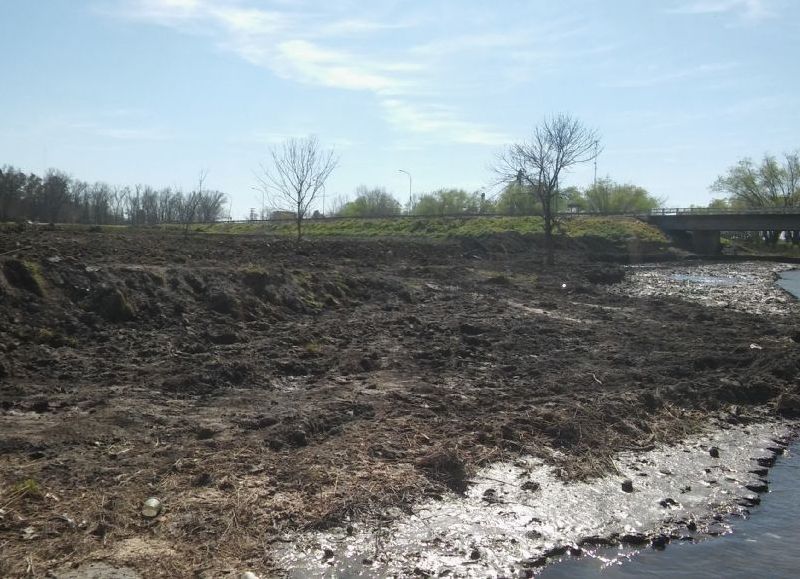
[257, 136, 339, 241]
[495, 114, 600, 264]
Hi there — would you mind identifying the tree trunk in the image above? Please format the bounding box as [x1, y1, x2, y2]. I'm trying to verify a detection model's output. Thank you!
[543, 214, 554, 265]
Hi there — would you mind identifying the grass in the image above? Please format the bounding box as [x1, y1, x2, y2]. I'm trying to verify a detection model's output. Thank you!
[197, 215, 667, 243]
[3, 215, 668, 244]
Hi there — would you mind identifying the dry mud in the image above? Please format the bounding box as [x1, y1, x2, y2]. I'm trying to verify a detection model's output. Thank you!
[1, 230, 799, 577]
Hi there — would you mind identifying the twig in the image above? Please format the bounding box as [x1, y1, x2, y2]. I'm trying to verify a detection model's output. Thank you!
[0, 246, 32, 257]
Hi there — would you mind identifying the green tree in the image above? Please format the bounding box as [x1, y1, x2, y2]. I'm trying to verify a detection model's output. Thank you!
[338, 186, 401, 217]
[495, 182, 538, 215]
[711, 153, 800, 208]
[711, 152, 800, 245]
[581, 178, 663, 213]
[410, 188, 488, 216]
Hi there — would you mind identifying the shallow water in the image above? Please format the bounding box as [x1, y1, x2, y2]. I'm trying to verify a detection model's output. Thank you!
[278, 424, 791, 578]
[540, 442, 800, 578]
[777, 269, 800, 299]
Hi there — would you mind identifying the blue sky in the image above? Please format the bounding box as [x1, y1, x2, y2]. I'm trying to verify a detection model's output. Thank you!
[1, 0, 798, 217]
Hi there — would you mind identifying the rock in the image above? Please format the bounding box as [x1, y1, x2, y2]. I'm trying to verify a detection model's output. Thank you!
[709, 446, 720, 458]
[659, 498, 678, 508]
[621, 479, 634, 493]
[288, 430, 308, 447]
[755, 455, 776, 468]
[749, 468, 768, 477]
[470, 548, 481, 560]
[651, 534, 669, 550]
[745, 480, 769, 493]
[521, 481, 540, 492]
[620, 533, 648, 545]
[775, 392, 800, 417]
[738, 494, 761, 507]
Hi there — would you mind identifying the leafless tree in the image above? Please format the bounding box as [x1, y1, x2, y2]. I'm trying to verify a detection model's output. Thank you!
[495, 114, 600, 264]
[257, 136, 339, 241]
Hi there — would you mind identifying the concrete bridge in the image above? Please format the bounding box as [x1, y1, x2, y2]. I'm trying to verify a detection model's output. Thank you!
[644, 208, 800, 253]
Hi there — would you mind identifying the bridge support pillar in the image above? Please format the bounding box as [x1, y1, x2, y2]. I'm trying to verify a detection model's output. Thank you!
[692, 230, 721, 255]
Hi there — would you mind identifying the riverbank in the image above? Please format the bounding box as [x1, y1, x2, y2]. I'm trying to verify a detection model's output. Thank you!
[1, 230, 798, 576]
[279, 421, 795, 577]
[541, 439, 800, 578]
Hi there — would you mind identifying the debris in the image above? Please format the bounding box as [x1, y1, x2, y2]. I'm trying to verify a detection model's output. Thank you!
[141, 497, 162, 518]
[749, 343, 762, 350]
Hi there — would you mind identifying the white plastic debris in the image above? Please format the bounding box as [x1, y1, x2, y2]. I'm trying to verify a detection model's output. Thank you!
[141, 497, 162, 518]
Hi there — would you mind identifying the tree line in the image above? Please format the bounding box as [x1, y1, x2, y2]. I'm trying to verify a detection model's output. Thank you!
[709, 152, 800, 244]
[334, 179, 662, 219]
[0, 165, 227, 225]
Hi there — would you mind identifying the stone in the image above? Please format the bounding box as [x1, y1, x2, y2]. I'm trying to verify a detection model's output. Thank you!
[709, 446, 720, 458]
[621, 479, 634, 493]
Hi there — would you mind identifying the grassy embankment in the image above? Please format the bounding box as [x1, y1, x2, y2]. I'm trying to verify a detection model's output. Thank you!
[200, 215, 668, 243]
[1, 215, 668, 244]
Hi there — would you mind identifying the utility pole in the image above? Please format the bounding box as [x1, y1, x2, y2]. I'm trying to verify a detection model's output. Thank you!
[398, 169, 412, 213]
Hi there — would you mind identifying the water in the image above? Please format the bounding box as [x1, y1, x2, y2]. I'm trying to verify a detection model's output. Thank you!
[777, 269, 800, 299]
[540, 443, 800, 578]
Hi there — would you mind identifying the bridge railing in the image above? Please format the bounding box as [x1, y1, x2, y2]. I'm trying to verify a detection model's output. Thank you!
[647, 206, 800, 216]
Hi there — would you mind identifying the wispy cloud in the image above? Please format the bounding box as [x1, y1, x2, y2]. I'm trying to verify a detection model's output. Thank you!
[111, 0, 506, 145]
[668, 0, 776, 20]
[381, 99, 509, 146]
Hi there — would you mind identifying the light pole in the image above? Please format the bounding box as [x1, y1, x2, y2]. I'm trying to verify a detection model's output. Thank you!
[398, 169, 412, 212]
[251, 186, 266, 220]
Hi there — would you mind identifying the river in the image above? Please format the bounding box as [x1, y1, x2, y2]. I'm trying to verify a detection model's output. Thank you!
[540, 442, 800, 578]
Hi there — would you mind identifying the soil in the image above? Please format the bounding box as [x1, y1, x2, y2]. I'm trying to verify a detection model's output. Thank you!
[1, 229, 799, 577]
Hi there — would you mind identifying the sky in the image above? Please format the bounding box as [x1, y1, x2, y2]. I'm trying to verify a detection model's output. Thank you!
[1, 0, 798, 217]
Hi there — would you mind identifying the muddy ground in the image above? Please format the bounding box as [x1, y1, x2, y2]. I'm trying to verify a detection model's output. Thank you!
[0, 229, 799, 577]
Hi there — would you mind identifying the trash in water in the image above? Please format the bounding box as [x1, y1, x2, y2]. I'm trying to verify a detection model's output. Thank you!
[141, 497, 162, 518]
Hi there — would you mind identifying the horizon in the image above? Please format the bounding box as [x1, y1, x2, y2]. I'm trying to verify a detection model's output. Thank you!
[1, 0, 799, 218]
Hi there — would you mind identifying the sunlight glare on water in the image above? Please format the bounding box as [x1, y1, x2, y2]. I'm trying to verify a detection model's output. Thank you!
[539, 443, 800, 578]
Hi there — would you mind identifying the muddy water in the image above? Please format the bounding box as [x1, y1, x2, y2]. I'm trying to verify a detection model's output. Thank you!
[540, 442, 800, 578]
[277, 423, 792, 578]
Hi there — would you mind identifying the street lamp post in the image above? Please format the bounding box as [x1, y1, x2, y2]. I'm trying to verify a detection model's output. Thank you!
[398, 169, 412, 213]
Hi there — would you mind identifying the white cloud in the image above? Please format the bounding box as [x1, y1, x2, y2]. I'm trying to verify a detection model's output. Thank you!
[380, 99, 509, 146]
[111, 1, 533, 146]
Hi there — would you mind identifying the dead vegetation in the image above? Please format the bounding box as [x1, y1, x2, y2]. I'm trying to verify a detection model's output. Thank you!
[0, 229, 798, 576]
